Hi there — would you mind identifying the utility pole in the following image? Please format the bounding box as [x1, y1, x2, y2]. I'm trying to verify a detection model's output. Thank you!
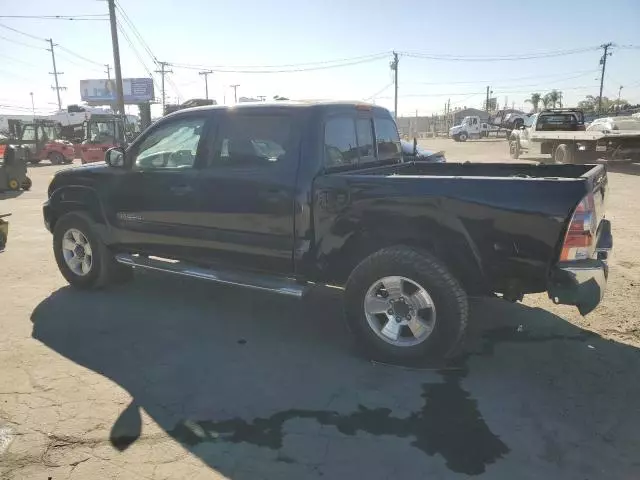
[198, 70, 213, 100]
[390, 51, 399, 119]
[155, 61, 173, 113]
[559, 92, 563, 108]
[105, 64, 111, 80]
[485, 85, 490, 112]
[107, 0, 125, 118]
[598, 42, 613, 114]
[29, 92, 35, 120]
[230, 84, 240, 103]
[47, 39, 65, 111]
[618, 85, 623, 107]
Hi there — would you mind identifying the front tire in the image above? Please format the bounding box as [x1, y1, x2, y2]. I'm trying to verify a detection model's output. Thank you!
[53, 212, 132, 289]
[21, 177, 32, 191]
[48, 152, 64, 165]
[458, 132, 468, 142]
[345, 246, 468, 363]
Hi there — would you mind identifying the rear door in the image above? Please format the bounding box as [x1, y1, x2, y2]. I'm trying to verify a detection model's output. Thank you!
[189, 110, 300, 274]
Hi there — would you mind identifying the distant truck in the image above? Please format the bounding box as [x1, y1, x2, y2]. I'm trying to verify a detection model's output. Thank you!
[509, 108, 640, 163]
[449, 111, 528, 141]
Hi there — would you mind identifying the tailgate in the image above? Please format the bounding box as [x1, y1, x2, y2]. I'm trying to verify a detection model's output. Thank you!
[581, 164, 607, 228]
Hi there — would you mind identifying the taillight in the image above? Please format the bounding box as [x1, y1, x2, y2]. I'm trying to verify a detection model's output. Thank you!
[560, 194, 597, 261]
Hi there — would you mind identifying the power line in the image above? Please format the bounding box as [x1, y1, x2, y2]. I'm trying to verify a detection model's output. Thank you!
[363, 82, 394, 101]
[404, 69, 598, 86]
[114, 1, 158, 63]
[0, 23, 46, 41]
[116, 20, 159, 82]
[0, 53, 40, 68]
[400, 46, 601, 61]
[0, 33, 44, 50]
[170, 54, 389, 74]
[56, 44, 105, 67]
[0, 15, 108, 21]
[376, 84, 600, 99]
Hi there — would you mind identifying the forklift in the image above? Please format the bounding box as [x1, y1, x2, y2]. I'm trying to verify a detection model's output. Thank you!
[0, 144, 31, 192]
[78, 114, 126, 164]
[7, 119, 75, 165]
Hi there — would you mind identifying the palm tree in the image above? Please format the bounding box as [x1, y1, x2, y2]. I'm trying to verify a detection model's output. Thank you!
[525, 93, 542, 112]
[541, 93, 552, 109]
[547, 90, 561, 108]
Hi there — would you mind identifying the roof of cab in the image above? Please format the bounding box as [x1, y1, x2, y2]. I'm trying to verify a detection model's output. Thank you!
[166, 99, 390, 116]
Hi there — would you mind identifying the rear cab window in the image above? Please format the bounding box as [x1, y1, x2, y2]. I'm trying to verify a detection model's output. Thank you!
[323, 109, 401, 169]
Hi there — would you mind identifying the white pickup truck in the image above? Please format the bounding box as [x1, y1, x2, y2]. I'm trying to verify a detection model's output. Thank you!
[509, 109, 640, 163]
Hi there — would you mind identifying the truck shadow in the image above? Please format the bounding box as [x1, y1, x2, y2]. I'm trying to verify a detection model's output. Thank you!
[30, 274, 640, 478]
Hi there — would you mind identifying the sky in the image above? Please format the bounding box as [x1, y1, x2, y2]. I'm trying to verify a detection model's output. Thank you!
[1, 0, 639, 118]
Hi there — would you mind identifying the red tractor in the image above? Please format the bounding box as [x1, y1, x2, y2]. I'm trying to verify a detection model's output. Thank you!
[8, 119, 75, 165]
[78, 114, 126, 164]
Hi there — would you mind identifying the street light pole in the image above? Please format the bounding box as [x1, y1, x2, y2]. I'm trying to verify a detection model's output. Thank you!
[29, 92, 35, 120]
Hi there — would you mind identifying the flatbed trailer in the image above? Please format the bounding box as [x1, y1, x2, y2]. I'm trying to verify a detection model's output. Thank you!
[510, 109, 640, 163]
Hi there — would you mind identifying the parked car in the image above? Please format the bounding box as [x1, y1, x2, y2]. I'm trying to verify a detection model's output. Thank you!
[586, 116, 640, 132]
[43, 101, 612, 362]
[400, 140, 446, 162]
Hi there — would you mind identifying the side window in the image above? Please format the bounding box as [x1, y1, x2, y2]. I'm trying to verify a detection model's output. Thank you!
[324, 116, 358, 168]
[374, 117, 401, 162]
[210, 114, 292, 168]
[134, 117, 205, 170]
[22, 125, 36, 141]
[356, 118, 375, 161]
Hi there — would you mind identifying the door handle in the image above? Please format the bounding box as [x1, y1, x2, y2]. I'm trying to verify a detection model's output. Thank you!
[170, 185, 193, 195]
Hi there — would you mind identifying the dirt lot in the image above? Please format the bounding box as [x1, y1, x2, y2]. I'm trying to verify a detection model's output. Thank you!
[1, 143, 639, 479]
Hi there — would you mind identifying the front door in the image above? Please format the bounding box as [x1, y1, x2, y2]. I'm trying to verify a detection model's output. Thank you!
[106, 113, 210, 259]
[519, 114, 536, 151]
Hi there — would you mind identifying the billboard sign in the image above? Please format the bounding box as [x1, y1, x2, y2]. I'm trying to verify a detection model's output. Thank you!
[80, 78, 154, 104]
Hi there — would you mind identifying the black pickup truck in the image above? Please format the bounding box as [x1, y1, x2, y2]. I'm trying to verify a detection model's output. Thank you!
[43, 101, 612, 362]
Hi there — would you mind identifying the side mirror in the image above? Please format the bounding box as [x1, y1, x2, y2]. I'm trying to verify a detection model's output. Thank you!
[519, 125, 525, 130]
[105, 147, 125, 167]
[413, 137, 418, 156]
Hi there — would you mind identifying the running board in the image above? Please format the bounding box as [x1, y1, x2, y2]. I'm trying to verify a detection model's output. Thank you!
[114, 254, 308, 298]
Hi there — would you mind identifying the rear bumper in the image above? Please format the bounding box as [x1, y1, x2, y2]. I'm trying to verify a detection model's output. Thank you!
[548, 220, 612, 315]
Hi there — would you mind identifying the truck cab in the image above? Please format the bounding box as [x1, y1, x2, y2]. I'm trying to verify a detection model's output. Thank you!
[449, 116, 484, 141]
[79, 114, 126, 164]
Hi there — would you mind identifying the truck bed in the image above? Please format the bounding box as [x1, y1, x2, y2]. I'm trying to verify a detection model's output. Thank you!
[350, 161, 604, 180]
[528, 130, 640, 141]
[319, 161, 607, 294]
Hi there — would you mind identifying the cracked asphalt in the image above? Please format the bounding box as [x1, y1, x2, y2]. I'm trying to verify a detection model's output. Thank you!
[2, 140, 640, 479]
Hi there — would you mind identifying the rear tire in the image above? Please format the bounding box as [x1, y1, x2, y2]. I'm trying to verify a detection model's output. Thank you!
[509, 139, 521, 159]
[345, 246, 468, 363]
[21, 177, 32, 191]
[553, 143, 576, 164]
[53, 212, 133, 289]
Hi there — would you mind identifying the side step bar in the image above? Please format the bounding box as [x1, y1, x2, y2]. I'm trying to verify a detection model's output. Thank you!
[114, 254, 308, 298]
